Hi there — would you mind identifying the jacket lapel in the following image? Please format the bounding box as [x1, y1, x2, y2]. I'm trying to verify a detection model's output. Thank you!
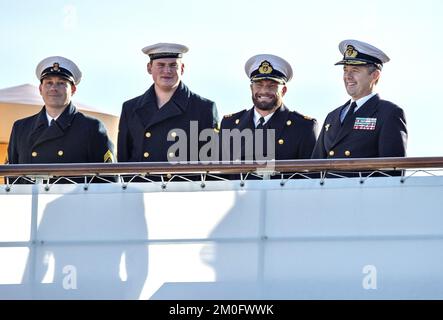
[29, 107, 50, 147]
[134, 85, 158, 129]
[144, 82, 189, 129]
[331, 94, 379, 148]
[31, 103, 77, 149]
[237, 108, 255, 131]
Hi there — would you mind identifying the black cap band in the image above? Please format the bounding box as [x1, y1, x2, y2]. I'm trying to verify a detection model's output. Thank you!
[149, 52, 183, 61]
[40, 66, 75, 83]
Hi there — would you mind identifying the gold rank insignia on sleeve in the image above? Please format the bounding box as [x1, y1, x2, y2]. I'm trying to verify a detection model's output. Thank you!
[104, 150, 114, 163]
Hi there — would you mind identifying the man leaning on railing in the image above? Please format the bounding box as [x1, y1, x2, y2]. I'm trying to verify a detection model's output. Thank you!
[311, 40, 408, 177]
[6, 56, 115, 184]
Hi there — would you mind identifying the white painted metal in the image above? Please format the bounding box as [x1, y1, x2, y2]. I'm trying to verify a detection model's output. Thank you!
[0, 176, 442, 299]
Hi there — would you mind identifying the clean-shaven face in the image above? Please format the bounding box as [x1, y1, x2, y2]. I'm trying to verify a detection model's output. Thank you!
[343, 65, 379, 100]
[148, 58, 184, 91]
[39, 75, 76, 109]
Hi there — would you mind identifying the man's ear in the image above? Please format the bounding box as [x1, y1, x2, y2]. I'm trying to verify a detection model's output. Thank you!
[281, 85, 288, 96]
[180, 62, 185, 76]
[147, 62, 152, 74]
[70, 83, 77, 95]
[372, 69, 381, 83]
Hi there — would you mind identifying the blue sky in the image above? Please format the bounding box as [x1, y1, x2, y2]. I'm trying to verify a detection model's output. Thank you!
[1, 0, 442, 156]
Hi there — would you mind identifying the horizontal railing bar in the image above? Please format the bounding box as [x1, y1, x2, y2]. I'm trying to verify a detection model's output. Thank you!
[2, 233, 443, 247]
[1, 157, 443, 176]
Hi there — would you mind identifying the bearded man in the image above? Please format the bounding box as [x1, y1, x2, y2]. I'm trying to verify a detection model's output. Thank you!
[220, 54, 317, 162]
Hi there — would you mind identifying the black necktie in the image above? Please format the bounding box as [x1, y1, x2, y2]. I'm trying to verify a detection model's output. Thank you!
[342, 102, 357, 126]
[256, 116, 265, 129]
[255, 117, 267, 158]
[49, 119, 56, 127]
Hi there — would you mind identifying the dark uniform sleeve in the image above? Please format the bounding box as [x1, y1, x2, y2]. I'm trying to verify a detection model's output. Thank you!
[299, 118, 318, 158]
[379, 107, 407, 157]
[117, 102, 132, 162]
[198, 101, 220, 162]
[200, 101, 219, 130]
[7, 122, 20, 164]
[220, 114, 231, 130]
[219, 115, 233, 162]
[311, 120, 327, 159]
[88, 119, 115, 163]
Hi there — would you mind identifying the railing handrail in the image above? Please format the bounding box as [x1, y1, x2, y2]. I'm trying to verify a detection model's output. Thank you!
[1, 157, 443, 176]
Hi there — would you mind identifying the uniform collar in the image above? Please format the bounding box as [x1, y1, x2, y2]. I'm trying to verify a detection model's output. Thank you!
[136, 81, 190, 129]
[50, 102, 77, 130]
[253, 108, 275, 127]
[138, 81, 190, 111]
[29, 103, 77, 149]
[351, 92, 377, 112]
[45, 112, 60, 126]
[170, 81, 190, 111]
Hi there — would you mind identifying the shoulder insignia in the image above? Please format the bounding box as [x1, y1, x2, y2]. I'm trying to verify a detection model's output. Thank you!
[303, 115, 314, 121]
[223, 114, 233, 118]
[104, 150, 114, 163]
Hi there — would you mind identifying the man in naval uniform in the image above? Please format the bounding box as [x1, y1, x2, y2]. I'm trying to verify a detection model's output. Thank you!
[8, 56, 114, 168]
[220, 54, 318, 164]
[117, 43, 219, 164]
[311, 39, 407, 161]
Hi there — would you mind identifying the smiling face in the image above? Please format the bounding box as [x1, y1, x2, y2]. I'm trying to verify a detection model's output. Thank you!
[147, 57, 184, 91]
[343, 65, 380, 100]
[39, 75, 76, 110]
[250, 79, 287, 115]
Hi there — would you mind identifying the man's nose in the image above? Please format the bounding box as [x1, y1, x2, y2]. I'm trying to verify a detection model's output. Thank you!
[162, 66, 175, 72]
[344, 72, 353, 79]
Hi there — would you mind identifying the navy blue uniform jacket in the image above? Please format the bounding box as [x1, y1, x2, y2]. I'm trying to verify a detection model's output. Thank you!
[8, 103, 114, 164]
[312, 94, 407, 159]
[220, 105, 318, 161]
[117, 82, 219, 162]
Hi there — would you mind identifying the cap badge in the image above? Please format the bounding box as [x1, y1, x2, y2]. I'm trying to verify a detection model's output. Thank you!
[345, 45, 358, 58]
[51, 62, 60, 72]
[258, 61, 273, 74]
